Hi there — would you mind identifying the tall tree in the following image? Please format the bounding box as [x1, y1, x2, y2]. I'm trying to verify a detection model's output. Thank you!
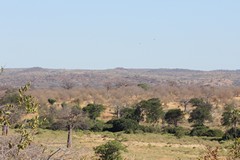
[221, 104, 240, 138]
[164, 109, 184, 127]
[188, 98, 212, 126]
[135, 98, 164, 124]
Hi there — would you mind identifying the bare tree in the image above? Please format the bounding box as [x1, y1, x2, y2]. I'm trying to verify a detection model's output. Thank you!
[61, 80, 76, 90]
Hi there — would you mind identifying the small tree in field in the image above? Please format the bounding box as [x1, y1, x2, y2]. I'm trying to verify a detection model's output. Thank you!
[94, 140, 126, 160]
[164, 109, 183, 127]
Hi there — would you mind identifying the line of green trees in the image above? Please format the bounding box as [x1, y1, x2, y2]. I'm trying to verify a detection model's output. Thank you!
[2, 89, 240, 144]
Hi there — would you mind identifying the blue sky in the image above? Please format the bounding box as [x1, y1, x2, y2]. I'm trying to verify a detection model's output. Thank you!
[0, 1, 240, 70]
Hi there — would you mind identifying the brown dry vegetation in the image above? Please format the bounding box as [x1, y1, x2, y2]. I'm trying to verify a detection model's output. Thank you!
[23, 84, 240, 127]
[2, 68, 240, 159]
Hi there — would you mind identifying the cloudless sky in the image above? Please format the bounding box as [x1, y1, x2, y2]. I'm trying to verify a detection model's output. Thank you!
[0, 1, 240, 70]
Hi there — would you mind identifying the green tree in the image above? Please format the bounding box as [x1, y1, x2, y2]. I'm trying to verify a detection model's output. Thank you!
[120, 98, 164, 124]
[221, 104, 240, 138]
[189, 98, 205, 106]
[222, 104, 240, 128]
[120, 107, 143, 122]
[120, 107, 135, 119]
[164, 109, 183, 127]
[94, 140, 127, 160]
[83, 103, 105, 120]
[188, 98, 212, 126]
[106, 118, 139, 133]
[136, 98, 164, 124]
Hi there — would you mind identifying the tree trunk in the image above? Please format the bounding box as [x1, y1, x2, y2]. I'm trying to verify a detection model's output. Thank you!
[234, 122, 237, 138]
[2, 123, 8, 136]
[67, 124, 72, 148]
[117, 106, 120, 118]
[174, 120, 178, 127]
[184, 104, 187, 112]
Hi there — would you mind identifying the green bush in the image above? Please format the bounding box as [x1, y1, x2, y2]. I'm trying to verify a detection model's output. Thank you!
[106, 118, 139, 133]
[222, 128, 240, 140]
[162, 126, 189, 138]
[205, 129, 224, 137]
[48, 98, 56, 105]
[91, 120, 105, 132]
[190, 125, 209, 136]
[174, 127, 190, 138]
[139, 125, 162, 133]
[94, 140, 126, 160]
[190, 125, 223, 137]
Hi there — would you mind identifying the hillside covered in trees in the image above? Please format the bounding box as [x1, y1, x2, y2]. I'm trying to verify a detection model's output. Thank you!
[2, 68, 240, 159]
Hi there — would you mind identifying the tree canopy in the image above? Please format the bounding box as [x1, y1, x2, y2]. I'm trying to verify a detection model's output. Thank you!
[188, 98, 212, 126]
[164, 109, 184, 127]
[83, 103, 105, 120]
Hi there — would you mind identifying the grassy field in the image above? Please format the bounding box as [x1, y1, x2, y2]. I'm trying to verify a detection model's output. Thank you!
[28, 129, 231, 160]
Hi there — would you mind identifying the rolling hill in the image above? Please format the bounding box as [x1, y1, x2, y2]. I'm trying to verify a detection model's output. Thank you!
[0, 67, 240, 89]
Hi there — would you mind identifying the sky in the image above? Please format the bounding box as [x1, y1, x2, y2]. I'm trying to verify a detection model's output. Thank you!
[0, 1, 240, 70]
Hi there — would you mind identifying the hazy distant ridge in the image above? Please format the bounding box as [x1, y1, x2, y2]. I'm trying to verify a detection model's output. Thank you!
[0, 67, 239, 88]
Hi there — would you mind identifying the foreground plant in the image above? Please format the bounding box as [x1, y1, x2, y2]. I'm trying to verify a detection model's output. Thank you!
[0, 83, 40, 158]
[94, 140, 127, 160]
[228, 138, 240, 159]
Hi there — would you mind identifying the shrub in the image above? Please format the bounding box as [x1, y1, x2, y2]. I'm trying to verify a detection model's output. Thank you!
[162, 126, 189, 138]
[48, 98, 56, 105]
[74, 117, 94, 130]
[222, 128, 240, 140]
[205, 129, 224, 137]
[91, 120, 105, 132]
[229, 138, 240, 158]
[139, 125, 162, 133]
[94, 140, 126, 160]
[106, 118, 139, 133]
[190, 125, 209, 136]
[174, 127, 190, 138]
[0, 90, 19, 105]
[48, 121, 67, 130]
[137, 83, 149, 91]
[190, 126, 223, 137]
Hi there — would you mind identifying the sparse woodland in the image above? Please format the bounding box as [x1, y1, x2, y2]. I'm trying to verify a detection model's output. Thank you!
[2, 69, 240, 159]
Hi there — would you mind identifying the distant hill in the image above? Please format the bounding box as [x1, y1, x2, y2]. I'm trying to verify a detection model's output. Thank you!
[0, 67, 240, 88]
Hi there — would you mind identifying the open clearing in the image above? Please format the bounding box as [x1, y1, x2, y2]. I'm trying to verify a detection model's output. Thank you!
[30, 129, 230, 160]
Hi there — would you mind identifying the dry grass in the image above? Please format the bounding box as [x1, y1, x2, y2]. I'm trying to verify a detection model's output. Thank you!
[28, 129, 230, 160]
